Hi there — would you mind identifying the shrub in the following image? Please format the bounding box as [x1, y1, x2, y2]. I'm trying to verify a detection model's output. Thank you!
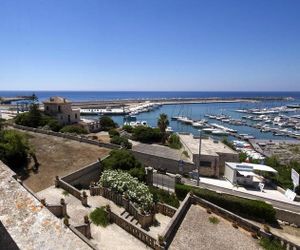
[99, 116, 116, 131]
[132, 126, 162, 143]
[168, 134, 182, 149]
[108, 129, 120, 138]
[99, 170, 153, 211]
[182, 150, 189, 158]
[102, 149, 142, 171]
[110, 135, 132, 149]
[60, 125, 88, 134]
[149, 187, 180, 208]
[209, 216, 220, 224]
[128, 167, 146, 182]
[0, 130, 30, 170]
[123, 125, 133, 133]
[15, 104, 42, 128]
[89, 207, 110, 227]
[175, 184, 277, 224]
[259, 237, 285, 250]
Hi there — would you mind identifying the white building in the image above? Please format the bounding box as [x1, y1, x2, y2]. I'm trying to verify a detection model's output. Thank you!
[224, 162, 277, 187]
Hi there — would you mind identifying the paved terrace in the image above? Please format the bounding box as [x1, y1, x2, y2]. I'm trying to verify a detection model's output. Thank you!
[38, 186, 171, 249]
[0, 161, 89, 250]
[169, 204, 260, 250]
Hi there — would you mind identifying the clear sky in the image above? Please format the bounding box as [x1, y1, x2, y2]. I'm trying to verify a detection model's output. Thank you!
[0, 0, 299, 91]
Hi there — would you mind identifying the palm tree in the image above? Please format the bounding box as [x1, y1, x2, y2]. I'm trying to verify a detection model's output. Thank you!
[157, 113, 169, 144]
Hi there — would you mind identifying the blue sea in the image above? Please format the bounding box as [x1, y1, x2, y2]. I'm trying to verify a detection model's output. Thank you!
[0, 91, 300, 102]
[1, 91, 300, 140]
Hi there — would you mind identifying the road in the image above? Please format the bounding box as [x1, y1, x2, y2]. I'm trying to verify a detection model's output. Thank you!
[183, 178, 300, 214]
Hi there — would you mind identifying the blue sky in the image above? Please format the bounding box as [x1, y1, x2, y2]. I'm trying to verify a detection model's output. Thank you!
[0, 0, 299, 91]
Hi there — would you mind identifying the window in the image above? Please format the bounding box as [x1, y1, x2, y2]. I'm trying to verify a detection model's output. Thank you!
[46, 106, 49, 111]
[68, 115, 71, 123]
[200, 161, 211, 167]
[58, 106, 61, 112]
[75, 114, 78, 119]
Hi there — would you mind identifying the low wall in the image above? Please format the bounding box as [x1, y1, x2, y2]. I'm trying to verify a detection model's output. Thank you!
[12, 124, 119, 149]
[61, 160, 104, 189]
[108, 210, 158, 249]
[155, 203, 177, 217]
[131, 150, 196, 175]
[161, 193, 192, 247]
[46, 204, 66, 218]
[57, 177, 82, 200]
[275, 208, 300, 227]
[90, 185, 155, 229]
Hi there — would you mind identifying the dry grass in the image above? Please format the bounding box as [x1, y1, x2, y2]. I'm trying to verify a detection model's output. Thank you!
[21, 130, 110, 192]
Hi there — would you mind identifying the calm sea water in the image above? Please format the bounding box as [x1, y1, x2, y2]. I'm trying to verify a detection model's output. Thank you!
[0, 91, 300, 102]
[1, 91, 300, 140]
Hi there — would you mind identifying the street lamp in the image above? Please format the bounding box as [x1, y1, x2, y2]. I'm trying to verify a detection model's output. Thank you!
[197, 129, 202, 186]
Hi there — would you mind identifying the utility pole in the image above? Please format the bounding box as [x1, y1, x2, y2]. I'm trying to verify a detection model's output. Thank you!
[197, 129, 202, 186]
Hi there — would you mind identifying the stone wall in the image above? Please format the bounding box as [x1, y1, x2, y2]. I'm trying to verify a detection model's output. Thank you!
[108, 209, 159, 249]
[131, 150, 196, 175]
[275, 208, 300, 227]
[61, 160, 105, 189]
[161, 193, 192, 248]
[90, 185, 155, 229]
[12, 124, 119, 149]
[155, 203, 177, 217]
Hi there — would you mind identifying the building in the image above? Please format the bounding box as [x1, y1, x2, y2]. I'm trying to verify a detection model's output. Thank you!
[178, 133, 239, 177]
[224, 162, 277, 187]
[43, 96, 80, 125]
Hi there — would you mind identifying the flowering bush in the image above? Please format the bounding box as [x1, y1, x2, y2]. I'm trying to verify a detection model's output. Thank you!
[99, 170, 153, 211]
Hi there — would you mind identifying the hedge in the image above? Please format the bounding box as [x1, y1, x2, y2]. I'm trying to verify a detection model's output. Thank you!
[175, 184, 277, 224]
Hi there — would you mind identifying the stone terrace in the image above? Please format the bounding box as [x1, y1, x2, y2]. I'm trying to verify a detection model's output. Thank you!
[0, 162, 89, 250]
[169, 204, 260, 250]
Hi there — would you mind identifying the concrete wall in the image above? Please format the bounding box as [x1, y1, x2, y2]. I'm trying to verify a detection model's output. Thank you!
[62, 161, 102, 189]
[275, 208, 300, 227]
[131, 150, 197, 175]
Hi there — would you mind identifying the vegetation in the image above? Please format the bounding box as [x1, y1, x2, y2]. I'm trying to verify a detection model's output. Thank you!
[99, 116, 117, 131]
[99, 170, 153, 211]
[182, 150, 189, 158]
[157, 113, 169, 144]
[108, 129, 120, 138]
[239, 152, 260, 164]
[221, 138, 234, 150]
[208, 216, 220, 224]
[168, 133, 182, 149]
[89, 207, 110, 227]
[15, 103, 42, 128]
[62, 190, 69, 196]
[132, 126, 162, 143]
[0, 130, 30, 170]
[101, 149, 145, 181]
[110, 135, 132, 149]
[149, 186, 180, 208]
[259, 237, 285, 250]
[263, 156, 300, 194]
[59, 125, 88, 134]
[122, 125, 133, 133]
[175, 183, 277, 224]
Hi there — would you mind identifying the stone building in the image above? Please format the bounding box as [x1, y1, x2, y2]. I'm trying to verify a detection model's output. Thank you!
[178, 133, 239, 177]
[43, 96, 80, 125]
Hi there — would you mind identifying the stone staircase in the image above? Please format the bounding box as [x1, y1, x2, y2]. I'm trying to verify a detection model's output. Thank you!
[120, 210, 141, 228]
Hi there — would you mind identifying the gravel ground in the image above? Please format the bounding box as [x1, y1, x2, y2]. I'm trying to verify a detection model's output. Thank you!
[169, 205, 261, 250]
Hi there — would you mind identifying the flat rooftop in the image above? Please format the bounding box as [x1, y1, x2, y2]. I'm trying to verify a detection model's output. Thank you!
[178, 133, 238, 156]
[0, 161, 89, 250]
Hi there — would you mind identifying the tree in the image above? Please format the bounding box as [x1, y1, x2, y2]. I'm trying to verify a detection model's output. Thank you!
[168, 133, 182, 149]
[157, 113, 169, 144]
[132, 126, 162, 143]
[15, 103, 42, 128]
[99, 116, 116, 131]
[0, 130, 30, 170]
[60, 125, 88, 134]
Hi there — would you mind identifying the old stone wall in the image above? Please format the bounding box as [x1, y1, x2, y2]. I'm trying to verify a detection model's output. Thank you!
[131, 150, 197, 175]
